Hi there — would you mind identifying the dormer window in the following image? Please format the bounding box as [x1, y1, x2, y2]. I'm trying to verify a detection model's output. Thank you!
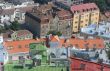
[7, 46, 13, 50]
[18, 45, 21, 48]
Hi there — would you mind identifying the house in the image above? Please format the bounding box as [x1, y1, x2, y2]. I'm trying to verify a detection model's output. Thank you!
[70, 3, 100, 33]
[0, 44, 8, 64]
[46, 35, 104, 49]
[11, 30, 33, 41]
[3, 39, 45, 62]
[70, 57, 110, 71]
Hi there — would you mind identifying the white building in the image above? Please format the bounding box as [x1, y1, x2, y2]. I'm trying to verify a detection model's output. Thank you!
[0, 44, 8, 64]
[0, 2, 36, 24]
[0, 35, 3, 44]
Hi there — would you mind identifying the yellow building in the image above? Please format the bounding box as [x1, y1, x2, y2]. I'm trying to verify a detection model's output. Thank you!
[71, 3, 100, 33]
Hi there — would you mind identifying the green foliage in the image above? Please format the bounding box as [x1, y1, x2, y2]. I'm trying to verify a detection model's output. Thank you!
[106, 42, 110, 48]
[47, 31, 62, 36]
[10, 21, 20, 31]
[4, 21, 21, 32]
[29, 43, 47, 58]
[0, 25, 5, 33]
[89, 0, 108, 11]
[107, 49, 110, 59]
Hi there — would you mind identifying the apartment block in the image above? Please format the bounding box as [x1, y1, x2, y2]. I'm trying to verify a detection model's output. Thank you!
[71, 3, 100, 33]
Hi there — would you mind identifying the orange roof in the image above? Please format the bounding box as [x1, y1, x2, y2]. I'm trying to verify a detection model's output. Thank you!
[63, 38, 104, 49]
[3, 39, 45, 54]
[50, 35, 60, 42]
[49, 37, 104, 49]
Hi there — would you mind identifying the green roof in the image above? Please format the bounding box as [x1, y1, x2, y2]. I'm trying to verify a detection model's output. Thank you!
[29, 43, 47, 51]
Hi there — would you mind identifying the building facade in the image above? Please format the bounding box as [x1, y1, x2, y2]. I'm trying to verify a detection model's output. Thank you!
[25, 4, 53, 37]
[71, 3, 100, 33]
[25, 3, 73, 37]
[3, 39, 45, 61]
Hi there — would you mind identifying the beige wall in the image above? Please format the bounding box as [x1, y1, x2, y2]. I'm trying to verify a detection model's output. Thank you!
[72, 9, 100, 33]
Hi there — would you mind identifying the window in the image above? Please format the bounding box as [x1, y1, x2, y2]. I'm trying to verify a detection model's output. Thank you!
[25, 45, 29, 48]
[75, 16, 78, 19]
[18, 45, 22, 48]
[7, 46, 13, 50]
[85, 24, 88, 26]
[99, 44, 102, 47]
[75, 21, 78, 24]
[81, 15, 84, 18]
[80, 63, 86, 70]
[74, 26, 77, 28]
[85, 19, 88, 22]
[45, 19, 49, 22]
[80, 21, 83, 23]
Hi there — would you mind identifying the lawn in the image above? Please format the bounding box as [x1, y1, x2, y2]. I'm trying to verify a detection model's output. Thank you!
[4, 64, 67, 71]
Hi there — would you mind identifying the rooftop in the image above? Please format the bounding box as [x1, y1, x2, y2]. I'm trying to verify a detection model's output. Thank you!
[70, 3, 99, 13]
[3, 39, 45, 54]
[81, 21, 110, 39]
[48, 35, 104, 49]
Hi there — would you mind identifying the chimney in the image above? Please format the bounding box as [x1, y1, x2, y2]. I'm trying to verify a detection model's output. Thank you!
[46, 35, 50, 48]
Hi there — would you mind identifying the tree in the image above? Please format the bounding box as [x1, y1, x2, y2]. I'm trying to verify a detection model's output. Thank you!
[96, 0, 108, 11]
[0, 25, 5, 33]
[10, 21, 20, 31]
[47, 30, 62, 36]
[29, 43, 47, 66]
[107, 49, 110, 59]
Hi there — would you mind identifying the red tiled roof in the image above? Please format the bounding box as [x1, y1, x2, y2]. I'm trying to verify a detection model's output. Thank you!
[70, 3, 98, 13]
[105, 11, 110, 18]
[57, 10, 72, 17]
[3, 39, 45, 54]
[70, 57, 110, 71]
[16, 30, 32, 36]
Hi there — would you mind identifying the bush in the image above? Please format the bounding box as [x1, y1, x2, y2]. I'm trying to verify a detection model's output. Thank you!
[47, 31, 62, 36]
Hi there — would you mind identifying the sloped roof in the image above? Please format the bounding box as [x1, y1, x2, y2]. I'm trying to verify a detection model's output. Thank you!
[49, 36, 104, 49]
[50, 35, 60, 42]
[3, 39, 45, 54]
[15, 30, 32, 36]
[57, 9, 72, 17]
[71, 3, 99, 13]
